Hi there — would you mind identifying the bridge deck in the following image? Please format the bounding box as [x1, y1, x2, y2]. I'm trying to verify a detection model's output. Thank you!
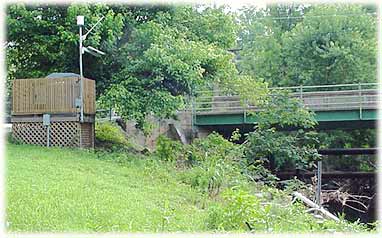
[193, 83, 379, 128]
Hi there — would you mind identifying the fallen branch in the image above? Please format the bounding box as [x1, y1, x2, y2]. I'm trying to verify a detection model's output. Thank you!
[321, 189, 372, 213]
[292, 192, 340, 222]
[343, 203, 367, 214]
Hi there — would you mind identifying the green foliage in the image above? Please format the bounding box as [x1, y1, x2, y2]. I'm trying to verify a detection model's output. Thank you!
[317, 129, 376, 171]
[280, 177, 312, 196]
[317, 129, 376, 149]
[155, 135, 183, 162]
[282, 4, 377, 86]
[245, 127, 321, 171]
[187, 132, 243, 165]
[6, 132, 23, 145]
[241, 158, 279, 186]
[237, 4, 377, 87]
[236, 4, 309, 86]
[7, 4, 239, 129]
[230, 128, 241, 142]
[179, 160, 238, 197]
[99, 6, 238, 129]
[206, 187, 369, 232]
[6, 4, 125, 88]
[221, 75, 270, 107]
[235, 3, 377, 174]
[243, 89, 320, 173]
[179, 132, 246, 197]
[95, 121, 129, 147]
[255, 90, 317, 129]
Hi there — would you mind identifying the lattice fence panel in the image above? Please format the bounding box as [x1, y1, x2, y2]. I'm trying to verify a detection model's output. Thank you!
[50, 122, 80, 147]
[12, 122, 80, 147]
[12, 122, 47, 146]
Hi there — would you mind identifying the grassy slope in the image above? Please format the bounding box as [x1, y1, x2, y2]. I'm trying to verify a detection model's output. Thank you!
[6, 143, 210, 232]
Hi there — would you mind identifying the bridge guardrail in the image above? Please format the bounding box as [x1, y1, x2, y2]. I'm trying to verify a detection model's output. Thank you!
[192, 83, 379, 115]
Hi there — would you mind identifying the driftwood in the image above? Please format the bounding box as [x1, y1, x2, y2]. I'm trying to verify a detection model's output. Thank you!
[292, 192, 340, 222]
[322, 189, 373, 214]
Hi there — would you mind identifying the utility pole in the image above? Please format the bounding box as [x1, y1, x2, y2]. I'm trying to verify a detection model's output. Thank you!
[76, 15, 105, 123]
[77, 16, 85, 123]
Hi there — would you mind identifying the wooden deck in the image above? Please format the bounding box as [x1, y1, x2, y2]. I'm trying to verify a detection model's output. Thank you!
[12, 77, 95, 115]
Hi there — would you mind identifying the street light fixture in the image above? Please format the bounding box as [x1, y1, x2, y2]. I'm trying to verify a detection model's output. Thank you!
[83, 46, 106, 57]
[77, 15, 105, 123]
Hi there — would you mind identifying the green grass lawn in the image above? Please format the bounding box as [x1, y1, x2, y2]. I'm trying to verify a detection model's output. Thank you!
[6, 143, 373, 233]
[6, 143, 211, 232]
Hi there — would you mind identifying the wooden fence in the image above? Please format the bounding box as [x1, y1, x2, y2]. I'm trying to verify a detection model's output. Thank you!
[12, 77, 95, 115]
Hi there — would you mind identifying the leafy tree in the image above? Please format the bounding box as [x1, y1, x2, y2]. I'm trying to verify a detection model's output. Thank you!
[267, 3, 310, 33]
[236, 4, 377, 87]
[236, 4, 309, 86]
[281, 4, 377, 86]
[6, 4, 178, 95]
[244, 90, 320, 172]
[6, 4, 125, 84]
[99, 6, 238, 129]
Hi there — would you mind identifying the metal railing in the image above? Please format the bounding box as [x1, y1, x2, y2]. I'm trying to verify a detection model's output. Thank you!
[192, 83, 379, 115]
[95, 108, 121, 122]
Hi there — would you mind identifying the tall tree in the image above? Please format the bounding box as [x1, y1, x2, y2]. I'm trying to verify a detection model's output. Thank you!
[99, 6, 238, 130]
[236, 4, 377, 87]
[7, 4, 125, 80]
[281, 4, 377, 86]
[236, 4, 309, 86]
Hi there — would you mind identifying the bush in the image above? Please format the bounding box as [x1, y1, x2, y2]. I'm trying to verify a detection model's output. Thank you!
[6, 132, 21, 144]
[179, 156, 246, 197]
[95, 122, 129, 148]
[179, 132, 247, 197]
[245, 127, 320, 171]
[206, 187, 370, 232]
[155, 135, 184, 162]
[187, 132, 243, 165]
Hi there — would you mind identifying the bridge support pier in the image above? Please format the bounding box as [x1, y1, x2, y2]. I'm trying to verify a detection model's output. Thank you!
[195, 127, 212, 139]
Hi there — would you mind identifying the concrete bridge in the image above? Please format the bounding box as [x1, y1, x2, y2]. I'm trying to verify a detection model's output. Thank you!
[192, 83, 379, 136]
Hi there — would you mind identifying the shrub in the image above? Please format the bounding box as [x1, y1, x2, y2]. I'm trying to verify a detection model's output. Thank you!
[6, 132, 23, 145]
[245, 127, 321, 172]
[179, 156, 246, 197]
[179, 132, 247, 197]
[155, 135, 183, 162]
[206, 187, 370, 232]
[95, 122, 129, 148]
[187, 132, 243, 165]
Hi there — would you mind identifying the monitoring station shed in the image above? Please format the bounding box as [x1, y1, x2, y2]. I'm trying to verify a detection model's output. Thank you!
[11, 76, 96, 148]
